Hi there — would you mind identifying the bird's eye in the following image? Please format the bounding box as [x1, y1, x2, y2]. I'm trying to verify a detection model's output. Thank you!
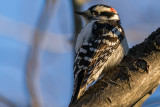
[93, 12, 99, 15]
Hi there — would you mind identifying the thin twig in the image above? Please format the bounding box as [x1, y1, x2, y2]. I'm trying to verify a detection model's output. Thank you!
[0, 95, 16, 107]
[26, 0, 56, 107]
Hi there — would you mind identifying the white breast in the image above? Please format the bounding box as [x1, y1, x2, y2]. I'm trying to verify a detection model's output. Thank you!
[87, 37, 129, 88]
[103, 37, 129, 72]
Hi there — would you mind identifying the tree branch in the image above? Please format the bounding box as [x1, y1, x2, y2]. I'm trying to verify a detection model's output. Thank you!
[0, 95, 16, 107]
[69, 27, 160, 107]
[26, 0, 56, 107]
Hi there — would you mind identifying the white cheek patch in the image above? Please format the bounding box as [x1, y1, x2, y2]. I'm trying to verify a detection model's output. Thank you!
[109, 14, 119, 20]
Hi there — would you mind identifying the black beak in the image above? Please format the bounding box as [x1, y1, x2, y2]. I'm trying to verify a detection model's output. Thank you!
[75, 11, 90, 17]
[75, 11, 86, 15]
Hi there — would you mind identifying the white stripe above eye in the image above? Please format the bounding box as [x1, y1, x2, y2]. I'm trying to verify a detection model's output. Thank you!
[93, 6, 110, 12]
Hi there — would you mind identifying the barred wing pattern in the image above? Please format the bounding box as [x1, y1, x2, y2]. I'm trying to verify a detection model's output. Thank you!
[71, 21, 125, 103]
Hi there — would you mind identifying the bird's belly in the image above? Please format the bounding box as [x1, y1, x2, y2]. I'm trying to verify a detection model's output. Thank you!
[103, 37, 128, 73]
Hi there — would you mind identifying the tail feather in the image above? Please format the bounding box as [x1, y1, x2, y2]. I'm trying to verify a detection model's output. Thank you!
[70, 70, 85, 104]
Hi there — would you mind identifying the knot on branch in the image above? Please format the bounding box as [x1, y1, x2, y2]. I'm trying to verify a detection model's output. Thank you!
[134, 59, 149, 73]
[106, 97, 112, 104]
[100, 80, 108, 88]
[117, 67, 131, 81]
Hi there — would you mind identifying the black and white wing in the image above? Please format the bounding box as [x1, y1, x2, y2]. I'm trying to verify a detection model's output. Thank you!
[71, 20, 125, 103]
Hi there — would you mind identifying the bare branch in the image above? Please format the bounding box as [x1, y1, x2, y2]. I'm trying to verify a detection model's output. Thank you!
[26, 0, 56, 107]
[69, 28, 160, 107]
[0, 95, 16, 107]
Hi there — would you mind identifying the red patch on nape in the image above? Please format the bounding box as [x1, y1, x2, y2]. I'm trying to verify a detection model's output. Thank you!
[110, 8, 117, 13]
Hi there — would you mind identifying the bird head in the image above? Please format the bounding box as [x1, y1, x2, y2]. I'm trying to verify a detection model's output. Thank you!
[76, 4, 120, 24]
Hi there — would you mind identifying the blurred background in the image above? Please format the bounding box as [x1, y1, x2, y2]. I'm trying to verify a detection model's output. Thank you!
[0, 0, 160, 107]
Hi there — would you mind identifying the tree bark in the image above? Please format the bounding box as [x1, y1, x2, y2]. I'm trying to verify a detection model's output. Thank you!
[69, 27, 160, 107]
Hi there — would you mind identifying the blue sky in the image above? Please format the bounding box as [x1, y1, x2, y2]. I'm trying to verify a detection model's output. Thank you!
[0, 0, 160, 107]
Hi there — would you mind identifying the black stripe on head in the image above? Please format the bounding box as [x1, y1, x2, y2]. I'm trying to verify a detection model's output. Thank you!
[99, 12, 115, 18]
